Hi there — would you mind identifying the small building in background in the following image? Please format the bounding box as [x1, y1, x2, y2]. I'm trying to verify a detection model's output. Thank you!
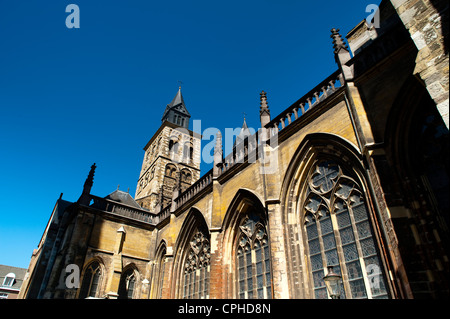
[0, 265, 27, 299]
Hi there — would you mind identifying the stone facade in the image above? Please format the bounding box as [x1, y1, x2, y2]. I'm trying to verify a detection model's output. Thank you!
[19, 0, 449, 299]
[390, 0, 449, 128]
[135, 121, 201, 212]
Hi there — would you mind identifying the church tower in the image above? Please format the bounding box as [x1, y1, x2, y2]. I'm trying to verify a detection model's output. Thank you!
[135, 87, 201, 211]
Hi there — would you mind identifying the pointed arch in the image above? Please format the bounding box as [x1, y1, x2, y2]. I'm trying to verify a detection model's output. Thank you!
[151, 240, 167, 299]
[280, 133, 362, 204]
[173, 208, 211, 299]
[280, 134, 366, 242]
[222, 189, 272, 299]
[118, 263, 140, 299]
[280, 133, 391, 299]
[221, 189, 266, 232]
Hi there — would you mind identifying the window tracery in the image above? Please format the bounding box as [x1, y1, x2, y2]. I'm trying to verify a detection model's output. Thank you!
[303, 160, 389, 299]
[79, 262, 102, 299]
[183, 231, 211, 299]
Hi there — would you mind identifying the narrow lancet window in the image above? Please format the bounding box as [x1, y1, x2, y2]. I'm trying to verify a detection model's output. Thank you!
[236, 211, 272, 299]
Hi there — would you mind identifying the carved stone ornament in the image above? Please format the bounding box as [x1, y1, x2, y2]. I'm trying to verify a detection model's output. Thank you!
[304, 160, 362, 224]
[238, 213, 267, 248]
[184, 231, 210, 274]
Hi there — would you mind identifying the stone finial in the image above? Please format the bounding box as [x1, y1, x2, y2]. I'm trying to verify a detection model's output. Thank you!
[330, 28, 348, 54]
[330, 28, 353, 80]
[83, 163, 96, 194]
[259, 90, 271, 128]
[214, 130, 222, 155]
[260, 90, 270, 114]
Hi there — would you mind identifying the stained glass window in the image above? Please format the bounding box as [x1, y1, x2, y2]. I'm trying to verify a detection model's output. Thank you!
[183, 231, 211, 299]
[236, 212, 272, 299]
[304, 160, 389, 299]
[79, 262, 102, 299]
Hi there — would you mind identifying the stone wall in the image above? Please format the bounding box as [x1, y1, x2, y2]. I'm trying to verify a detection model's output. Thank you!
[391, 0, 449, 127]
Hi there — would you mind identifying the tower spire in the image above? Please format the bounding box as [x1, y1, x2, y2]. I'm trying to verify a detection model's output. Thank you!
[330, 28, 349, 54]
[135, 86, 201, 211]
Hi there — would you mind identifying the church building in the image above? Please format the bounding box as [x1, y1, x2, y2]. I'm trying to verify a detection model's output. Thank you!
[19, 0, 449, 299]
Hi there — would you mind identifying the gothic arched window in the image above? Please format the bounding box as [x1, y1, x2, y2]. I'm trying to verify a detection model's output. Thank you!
[79, 262, 102, 299]
[118, 268, 137, 299]
[154, 245, 166, 299]
[183, 231, 211, 299]
[236, 211, 271, 299]
[303, 159, 389, 299]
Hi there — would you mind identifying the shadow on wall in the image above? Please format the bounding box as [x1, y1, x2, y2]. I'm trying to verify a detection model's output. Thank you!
[429, 0, 449, 54]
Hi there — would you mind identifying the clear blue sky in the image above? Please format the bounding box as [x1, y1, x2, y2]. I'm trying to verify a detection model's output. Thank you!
[0, 0, 380, 268]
